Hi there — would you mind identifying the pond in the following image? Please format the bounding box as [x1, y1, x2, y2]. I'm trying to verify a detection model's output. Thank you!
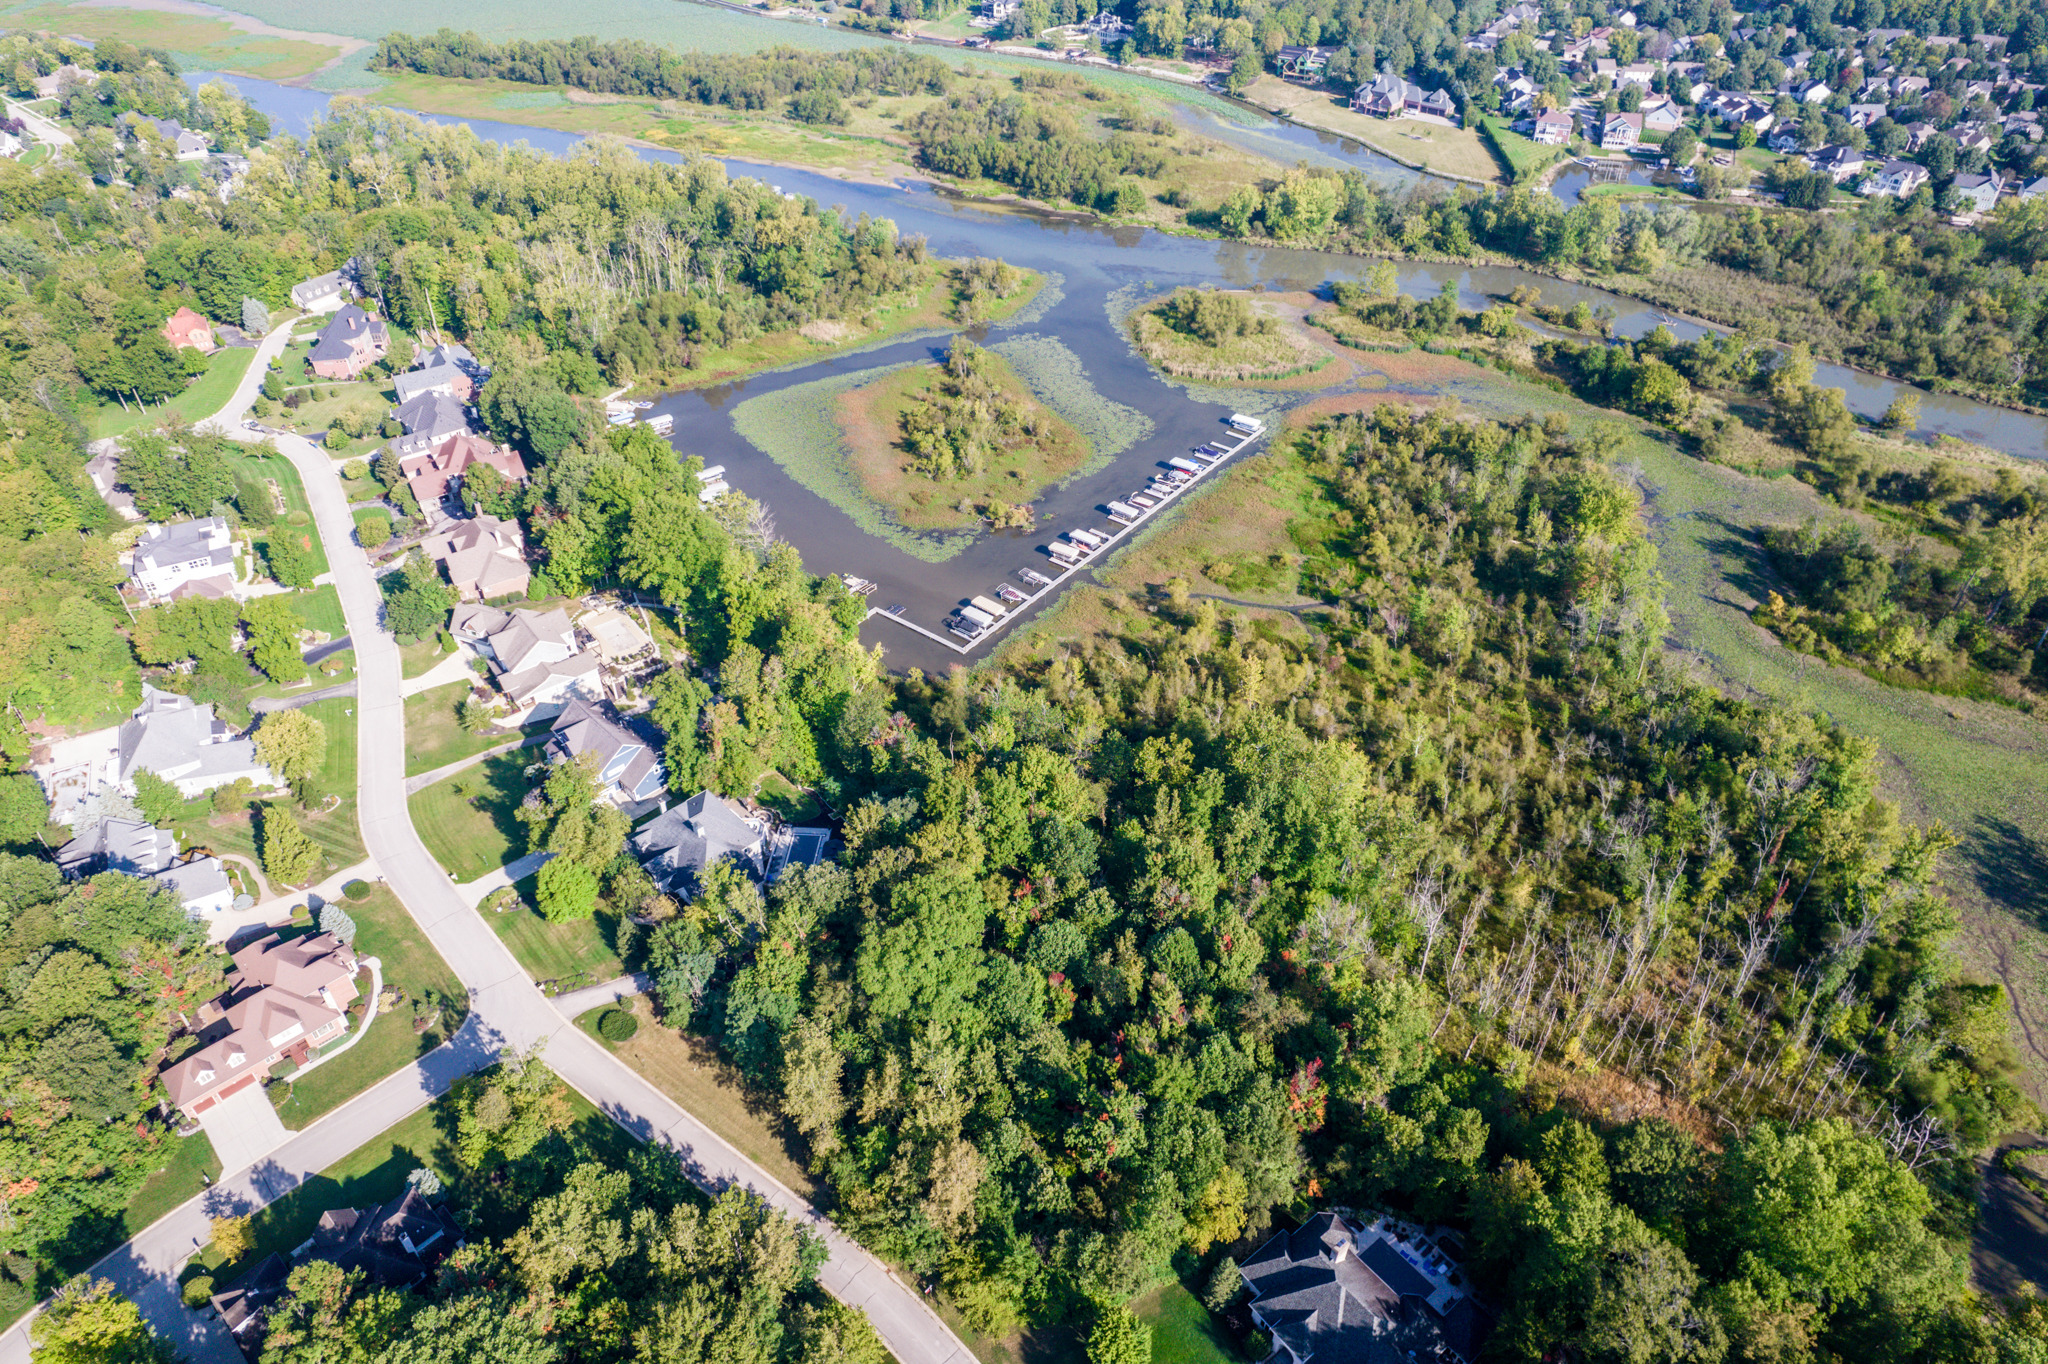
[193, 72, 2048, 671]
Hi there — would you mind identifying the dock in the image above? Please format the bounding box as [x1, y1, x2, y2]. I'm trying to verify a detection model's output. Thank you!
[865, 417, 1268, 656]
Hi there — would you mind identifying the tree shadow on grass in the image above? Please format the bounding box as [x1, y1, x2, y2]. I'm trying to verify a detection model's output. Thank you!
[1693, 511, 1781, 610]
[1965, 816, 2048, 929]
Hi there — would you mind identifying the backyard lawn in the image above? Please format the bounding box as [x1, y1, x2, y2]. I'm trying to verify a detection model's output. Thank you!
[269, 886, 470, 1129]
[233, 447, 331, 581]
[1135, 1281, 1243, 1364]
[294, 583, 348, 640]
[576, 995, 816, 1198]
[491, 888, 625, 990]
[407, 751, 529, 881]
[405, 680, 517, 776]
[92, 346, 255, 439]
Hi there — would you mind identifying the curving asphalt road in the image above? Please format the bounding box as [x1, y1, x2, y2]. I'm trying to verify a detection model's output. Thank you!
[0, 317, 974, 1363]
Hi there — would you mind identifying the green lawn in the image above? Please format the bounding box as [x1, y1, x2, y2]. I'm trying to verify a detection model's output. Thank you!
[404, 681, 540, 777]
[1479, 114, 1562, 182]
[1136, 1281, 1243, 1364]
[233, 447, 331, 582]
[407, 751, 529, 881]
[269, 887, 470, 1128]
[294, 583, 348, 640]
[181, 698, 364, 874]
[492, 889, 625, 989]
[754, 770, 823, 823]
[92, 346, 256, 439]
[401, 633, 459, 679]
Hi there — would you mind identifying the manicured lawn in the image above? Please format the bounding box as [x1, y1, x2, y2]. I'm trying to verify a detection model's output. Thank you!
[404, 681, 532, 777]
[233, 447, 331, 581]
[754, 770, 823, 823]
[1135, 1281, 1243, 1364]
[180, 699, 364, 874]
[1479, 113, 1563, 182]
[491, 891, 625, 990]
[407, 752, 529, 881]
[294, 583, 348, 640]
[92, 346, 256, 438]
[401, 633, 458, 679]
[269, 887, 470, 1129]
[576, 995, 817, 1198]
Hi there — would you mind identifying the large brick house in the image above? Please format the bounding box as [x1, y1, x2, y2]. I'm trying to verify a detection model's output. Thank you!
[160, 932, 360, 1119]
[307, 303, 389, 380]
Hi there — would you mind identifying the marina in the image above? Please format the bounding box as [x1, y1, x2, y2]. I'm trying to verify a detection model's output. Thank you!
[875, 415, 1268, 656]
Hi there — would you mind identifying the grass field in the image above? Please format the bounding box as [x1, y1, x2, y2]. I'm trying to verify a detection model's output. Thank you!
[403, 680, 539, 777]
[294, 582, 347, 639]
[1245, 75, 1502, 183]
[1129, 292, 1332, 384]
[491, 889, 625, 990]
[400, 634, 459, 679]
[91, 346, 255, 440]
[408, 751, 528, 881]
[835, 350, 1091, 531]
[1134, 1281, 1242, 1364]
[1479, 113, 1564, 183]
[2, 2, 350, 81]
[234, 446, 332, 581]
[576, 995, 817, 1197]
[268, 886, 470, 1128]
[178, 698, 364, 873]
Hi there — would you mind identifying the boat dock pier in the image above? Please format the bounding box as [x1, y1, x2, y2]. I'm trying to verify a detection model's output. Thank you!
[864, 415, 1268, 656]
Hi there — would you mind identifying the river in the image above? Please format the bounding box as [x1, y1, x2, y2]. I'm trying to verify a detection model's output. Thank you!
[191, 72, 2048, 670]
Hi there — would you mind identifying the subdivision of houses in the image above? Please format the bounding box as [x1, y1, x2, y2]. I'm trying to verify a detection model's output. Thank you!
[49, 815, 233, 916]
[420, 513, 531, 601]
[306, 303, 388, 380]
[130, 516, 236, 601]
[159, 930, 361, 1119]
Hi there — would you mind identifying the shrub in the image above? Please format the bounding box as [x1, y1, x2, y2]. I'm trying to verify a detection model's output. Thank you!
[598, 1008, 639, 1042]
[342, 458, 369, 481]
[357, 513, 390, 547]
[323, 427, 347, 451]
[180, 1275, 214, 1310]
[342, 879, 372, 902]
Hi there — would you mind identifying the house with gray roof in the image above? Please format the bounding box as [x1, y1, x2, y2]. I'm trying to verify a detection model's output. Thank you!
[547, 697, 666, 807]
[631, 791, 772, 899]
[131, 516, 235, 601]
[1240, 1212, 1492, 1364]
[308, 303, 388, 380]
[450, 604, 600, 722]
[290, 266, 350, 312]
[54, 816, 177, 878]
[392, 342, 484, 405]
[116, 684, 275, 798]
[85, 449, 139, 520]
[388, 391, 474, 458]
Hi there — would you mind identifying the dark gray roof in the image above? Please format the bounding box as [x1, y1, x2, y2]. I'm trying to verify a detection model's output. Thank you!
[115, 684, 265, 787]
[308, 304, 386, 365]
[54, 817, 176, 878]
[1241, 1214, 1491, 1364]
[631, 791, 768, 898]
[390, 392, 472, 453]
[210, 1252, 289, 1338]
[152, 855, 231, 908]
[312, 1186, 460, 1287]
[550, 698, 664, 803]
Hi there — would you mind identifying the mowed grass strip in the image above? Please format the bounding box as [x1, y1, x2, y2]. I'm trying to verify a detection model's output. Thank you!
[92, 346, 255, 439]
[269, 886, 470, 1129]
[489, 886, 625, 989]
[407, 751, 530, 881]
[404, 681, 541, 778]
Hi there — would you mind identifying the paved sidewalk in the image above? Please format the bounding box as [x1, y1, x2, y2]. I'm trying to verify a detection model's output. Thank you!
[405, 732, 545, 796]
[455, 850, 552, 907]
[250, 680, 357, 713]
[553, 972, 652, 1019]
[400, 650, 477, 698]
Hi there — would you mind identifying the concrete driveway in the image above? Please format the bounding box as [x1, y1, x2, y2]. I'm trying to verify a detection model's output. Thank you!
[195, 1084, 290, 1176]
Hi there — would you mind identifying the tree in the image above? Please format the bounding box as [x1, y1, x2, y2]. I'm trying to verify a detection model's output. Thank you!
[1735, 123, 1758, 149]
[265, 529, 317, 589]
[357, 512, 390, 547]
[318, 899, 358, 944]
[451, 1049, 574, 1169]
[1203, 1257, 1244, 1313]
[243, 594, 307, 685]
[1880, 391, 1920, 432]
[1087, 1305, 1152, 1364]
[242, 296, 271, 335]
[535, 856, 599, 922]
[0, 773, 46, 845]
[255, 709, 326, 789]
[262, 806, 324, 885]
[383, 550, 455, 641]
[132, 770, 183, 825]
[211, 1214, 255, 1262]
[31, 1277, 178, 1364]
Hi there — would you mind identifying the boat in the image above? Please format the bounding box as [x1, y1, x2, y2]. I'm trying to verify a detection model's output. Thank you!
[1228, 412, 1263, 433]
[970, 594, 1009, 618]
[1107, 507, 1138, 526]
[1107, 500, 1141, 521]
[644, 413, 674, 434]
[1069, 528, 1107, 548]
[696, 465, 726, 482]
[885, 603, 907, 617]
[1168, 457, 1203, 474]
[947, 617, 980, 640]
[696, 479, 729, 503]
[1046, 541, 1081, 563]
[1019, 567, 1053, 587]
[607, 411, 633, 426]
[632, 400, 654, 410]
[959, 604, 998, 628]
[841, 575, 878, 597]
[995, 584, 1027, 604]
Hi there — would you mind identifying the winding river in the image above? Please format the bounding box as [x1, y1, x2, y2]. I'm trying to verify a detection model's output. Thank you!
[193, 72, 2048, 671]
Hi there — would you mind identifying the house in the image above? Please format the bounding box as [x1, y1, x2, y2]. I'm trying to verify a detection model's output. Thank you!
[1640, 99, 1683, 133]
[54, 816, 177, 878]
[1493, 67, 1539, 112]
[1862, 157, 1930, 197]
[209, 1254, 290, 1356]
[391, 342, 483, 405]
[1276, 45, 1335, 78]
[399, 432, 527, 514]
[159, 931, 360, 1120]
[307, 303, 389, 380]
[420, 513, 530, 601]
[2019, 175, 2048, 202]
[115, 683, 275, 798]
[1808, 144, 1867, 182]
[1352, 72, 1458, 123]
[388, 392, 474, 460]
[1767, 125, 1805, 153]
[290, 267, 349, 312]
[1903, 120, 1934, 151]
[130, 116, 209, 160]
[977, 0, 1019, 24]
[1080, 10, 1131, 40]
[450, 603, 601, 723]
[161, 306, 216, 353]
[548, 697, 666, 807]
[210, 152, 251, 203]
[150, 855, 234, 917]
[1595, 110, 1643, 150]
[131, 517, 236, 601]
[1532, 108, 1574, 144]
[1618, 62, 1658, 87]
[1240, 1212, 1494, 1364]
[84, 449, 139, 520]
[1847, 102, 1889, 127]
[32, 63, 96, 98]
[1794, 78, 1833, 103]
[1951, 171, 2004, 214]
[631, 790, 771, 897]
[307, 1187, 462, 1286]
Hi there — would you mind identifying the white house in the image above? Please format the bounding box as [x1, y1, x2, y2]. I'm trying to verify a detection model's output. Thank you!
[131, 517, 236, 601]
[1862, 157, 1930, 197]
[1532, 108, 1574, 145]
[116, 684, 276, 798]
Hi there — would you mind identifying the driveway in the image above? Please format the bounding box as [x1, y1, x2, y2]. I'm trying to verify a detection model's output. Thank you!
[194, 1084, 290, 1177]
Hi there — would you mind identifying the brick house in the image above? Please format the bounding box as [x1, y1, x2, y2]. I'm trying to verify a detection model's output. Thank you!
[160, 932, 360, 1120]
[161, 306, 216, 353]
[307, 303, 389, 380]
